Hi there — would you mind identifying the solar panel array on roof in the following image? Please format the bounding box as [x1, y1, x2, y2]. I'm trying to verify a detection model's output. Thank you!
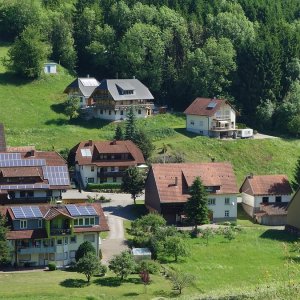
[0, 153, 21, 161]
[80, 78, 99, 87]
[0, 159, 46, 168]
[43, 166, 70, 186]
[80, 149, 92, 157]
[0, 184, 49, 190]
[66, 204, 97, 216]
[207, 102, 217, 108]
[11, 206, 43, 219]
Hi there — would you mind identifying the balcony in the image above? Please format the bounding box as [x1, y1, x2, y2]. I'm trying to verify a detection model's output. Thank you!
[94, 103, 154, 110]
[50, 228, 72, 236]
[214, 115, 231, 120]
[97, 171, 125, 178]
[18, 246, 55, 254]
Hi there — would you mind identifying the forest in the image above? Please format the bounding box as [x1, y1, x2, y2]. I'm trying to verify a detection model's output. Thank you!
[0, 0, 299, 135]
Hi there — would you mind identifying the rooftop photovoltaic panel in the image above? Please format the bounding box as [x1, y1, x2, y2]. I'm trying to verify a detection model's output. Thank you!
[11, 206, 43, 219]
[0, 158, 46, 168]
[207, 102, 217, 109]
[0, 183, 49, 190]
[43, 166, 70, 186]
[80, 78, 99, 87]
[66, 204, 97, 216]
[0, 153, 21, 161]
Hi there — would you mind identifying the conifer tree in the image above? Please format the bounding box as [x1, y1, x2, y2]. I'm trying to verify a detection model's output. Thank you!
[293, 157, 300, 190]
[0, 214, 10, 266]
[114, 124, 124, 140]
[125, 107, 137, 140]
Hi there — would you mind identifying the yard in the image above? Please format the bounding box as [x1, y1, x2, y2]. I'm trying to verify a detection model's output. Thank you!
[1, 227, 299, 299]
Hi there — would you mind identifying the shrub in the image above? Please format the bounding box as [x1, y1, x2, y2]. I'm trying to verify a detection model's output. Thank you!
[48, 262, 57, 271]
[136, 260, 160, 274]
[86, 183, 121, 191]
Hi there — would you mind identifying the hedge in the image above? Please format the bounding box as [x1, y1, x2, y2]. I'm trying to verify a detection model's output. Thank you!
[86, 183, 122, 191]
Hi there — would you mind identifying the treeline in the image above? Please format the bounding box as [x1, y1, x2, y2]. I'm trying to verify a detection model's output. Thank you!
[0, 0, 299, 135]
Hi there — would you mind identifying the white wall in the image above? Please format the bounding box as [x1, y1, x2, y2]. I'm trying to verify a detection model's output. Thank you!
[44, 64, 57, 74]
[186, 115, 210, 135]
[254, 194, 291, 207]
[241, 192, 255, 207]
[207, 194, 237, 219]
[13, 190, 61, 199]
[95, 107, 149, 121]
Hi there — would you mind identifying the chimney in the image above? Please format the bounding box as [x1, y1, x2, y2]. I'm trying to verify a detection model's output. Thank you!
[88, 140, 93, 146]
[111, 139, 117, 145]
[133, 75, 135, 79]
[247, 173, 253, 179]
[211, 157, 215, 163]
[87, 74, 90, 78]
[174, 177, 178, 186]
[30, 149, 35, 157]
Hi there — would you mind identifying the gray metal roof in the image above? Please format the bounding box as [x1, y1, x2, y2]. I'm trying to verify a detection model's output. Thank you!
[64, 77, 100, 97]
[94, 79, 154, 101]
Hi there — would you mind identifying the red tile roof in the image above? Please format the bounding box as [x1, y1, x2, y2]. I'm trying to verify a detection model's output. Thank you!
[71, 140, 145, 167]
[6, 229, 47, 240]
[256, 203, 288, 216]
[184, 98, 239, 117]
[0, 167, 42, 178]
[150, 162, 238, 203]
[240, 175, 293, 196]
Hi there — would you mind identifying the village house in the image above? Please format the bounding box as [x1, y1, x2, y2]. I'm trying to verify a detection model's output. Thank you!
[286, 188, 300, 234]
[64, 77, 100, 108]
[0, 203, 108, 267]
[0, 150, 71, 204]
[69, 140, 145, 188]
[90, 79, 154, 121]
[184, 98, 238, 138]
[145, 162, 239, 224]
[240, 174, 293, 225]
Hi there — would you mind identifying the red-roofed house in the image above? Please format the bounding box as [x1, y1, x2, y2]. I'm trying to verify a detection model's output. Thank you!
[69, 140, 145, 188]
[145, 162, 239, 224]
[1, 203, 109, 267]
[184, 98, 238, 138]
[240, 174, 293, 225]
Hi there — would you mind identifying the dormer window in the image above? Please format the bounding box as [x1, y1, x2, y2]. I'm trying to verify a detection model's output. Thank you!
[20, 220, 27, 229]
[116, 83, 135, 95]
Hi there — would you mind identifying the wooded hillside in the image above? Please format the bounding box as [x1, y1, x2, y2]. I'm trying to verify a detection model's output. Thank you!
[0, 0, 299, 135]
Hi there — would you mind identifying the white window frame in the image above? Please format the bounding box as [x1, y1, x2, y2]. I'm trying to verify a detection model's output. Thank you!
[225, 210, 229, 217]
[208, 198, 216, 205]
[20, 220, 27, 229]
[225, 198, 230, 205]
[38, 219, 43, 228]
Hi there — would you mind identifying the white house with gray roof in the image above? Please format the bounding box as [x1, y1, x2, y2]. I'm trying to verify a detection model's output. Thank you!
[64, 77, 100, 108]
[90, 79, 154, 121]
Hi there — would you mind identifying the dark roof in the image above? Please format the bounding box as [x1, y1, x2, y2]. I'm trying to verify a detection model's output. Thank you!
[92, 79, 154, 101]
[64, 77, 100, 97]
[184, 98, 238, 117]
[240, 175, 293, 196]
[149, 162, 239, 203]
[71, 140, 145, 167]
[256, 203, 288, 216]
[0, 123, 6, 152]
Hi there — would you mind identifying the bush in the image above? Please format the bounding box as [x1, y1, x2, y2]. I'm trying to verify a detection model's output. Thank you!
[136, 260, 161, 274]
[75, 241, 96, 262]
[48, 262, 57, 271]
[86, 183, 121, 191]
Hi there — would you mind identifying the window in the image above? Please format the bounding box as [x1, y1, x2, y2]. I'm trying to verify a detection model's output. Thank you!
[208, 198, 216, 205]
[113, 177, 117, 183]
[90, 218, 95, 225]
[74, 219, 78, 226]
[38, 219, 43, 228]
[84, 234, 95, 243]
[111, 166, 115, 171]
[57, 239, 63, 245]
[70, 250, 76, 259]
[85, 218, 90, 226]
[138, 109, 141, 114]
[20, 191, 26, 198]
[70, 236, 77, 243]
[225, 198, 230, 205]
[225, 210, 229, 217]
[109, 110, 111, 115]
[190, 120, 194, 125]
[262, 197, 269, 203]
[100, 177, 107, 183]
[27, 191, 34, 197]
[20, 220, 27, 229]
[88, 177, 94, 183]
[64, 237, 68, 245]
[120, 110, 124, 115]
[34, 240, 41, 248]
[100, 110, 103, 114]
[199, 130, 204, 135]
[79, 218, 83, 226]
[46, 190, 52, 197]
[91, 166, 94, 172]
[275, 196, 282, 203]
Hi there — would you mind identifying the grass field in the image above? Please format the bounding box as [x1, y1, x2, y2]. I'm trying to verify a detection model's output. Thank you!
[0, 228, 299, 300]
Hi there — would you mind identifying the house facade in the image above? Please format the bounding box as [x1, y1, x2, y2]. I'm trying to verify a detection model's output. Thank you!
[240, 174, 293, 225]
[44, 62, 57, 74]
[0, 150, 71, 204]
[64, 77, 100, 108]
[145, 162, 239, 224]
[0, 203, 109, 267]
[184, 98, 237, 138]
[69, 140, 145, 188]
[90, 79, 154, 121]
[286, 188, 300, 234]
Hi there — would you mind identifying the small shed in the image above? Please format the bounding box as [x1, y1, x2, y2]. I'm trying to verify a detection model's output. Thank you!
[44, 62, 57, 74]
[131, 248, 151, 261]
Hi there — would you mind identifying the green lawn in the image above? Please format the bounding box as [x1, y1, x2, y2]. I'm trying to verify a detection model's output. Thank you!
[0, 228, 299, 299]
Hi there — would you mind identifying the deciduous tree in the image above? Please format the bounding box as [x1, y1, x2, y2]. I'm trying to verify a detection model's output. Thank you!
[0, 214, 10, 266]
[108, 251, 136, 280]
[75, 241, 96, 262]
[163, 236, 189, 262]
[64, 96, 80, 120]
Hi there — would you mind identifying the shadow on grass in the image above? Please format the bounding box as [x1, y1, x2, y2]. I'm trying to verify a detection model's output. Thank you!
[0, 72, 32, 86]
[45, 118, 69, 126]
[60, 278, 88, 288]
[94, 276, 121, 287]
[153, 289, 179, 298]
[50, 103, 65, 114]
[123, 292, 139, 297]
[173, 127, 198, 138]
[260, 229, 298, 242]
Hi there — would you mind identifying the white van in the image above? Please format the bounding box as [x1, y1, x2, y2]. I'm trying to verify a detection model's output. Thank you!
[237, 128, 253, 139]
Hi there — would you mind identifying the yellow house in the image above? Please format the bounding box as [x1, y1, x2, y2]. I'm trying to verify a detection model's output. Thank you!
[286, 188, 300, 234]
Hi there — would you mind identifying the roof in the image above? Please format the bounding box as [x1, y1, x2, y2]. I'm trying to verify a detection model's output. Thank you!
[149, 162, 239, 203]
[0, 167, 41, 178]
[184, 98, 238, 117]
[92, 79, 154, 101]
[0, 123, 6, 152]
[240, 175, 293, 196]
[255, 203, 288, 216]
[64, 77, 100, 97]
[70, 140, 145, 167]
[6, 229, 47, 240]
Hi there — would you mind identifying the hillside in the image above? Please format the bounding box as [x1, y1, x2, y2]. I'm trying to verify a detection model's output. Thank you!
[0, 44, 299, 185]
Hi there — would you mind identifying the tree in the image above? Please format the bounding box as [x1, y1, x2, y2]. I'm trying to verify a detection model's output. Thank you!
[255, 99, 276, 131]
[121, 166, 144, 205]
[133, 129, 154, 161]
[64, 96, 80, 120]
[75, 241, 96, 262]
[168, 269, 195, 295]
[131, 214, 166, 237]
[163, 236, 189, 262]
[76, 252, 106, 283]
[124, 107, 137, 140]
[201, 227, 214, 246]
[292, 157, 300, 190]
[185, 177, 209, 230]
[108, 251, 136, 280]
[5, 25, 51, 78]
[114, 124, 124, 140]
[0, 214, 10, 266]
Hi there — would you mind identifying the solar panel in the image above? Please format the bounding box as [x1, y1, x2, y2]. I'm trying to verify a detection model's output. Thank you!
[207, 101, 217, 108]
[11, 206, 43, 219]
[0, 158, 46, 167]
[66, 204, 97, 216]
[0, 153, 21, 161]
[80, 78, 99, 87]
[43, 166, 70, 186]
[66, 204, 81, 216]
